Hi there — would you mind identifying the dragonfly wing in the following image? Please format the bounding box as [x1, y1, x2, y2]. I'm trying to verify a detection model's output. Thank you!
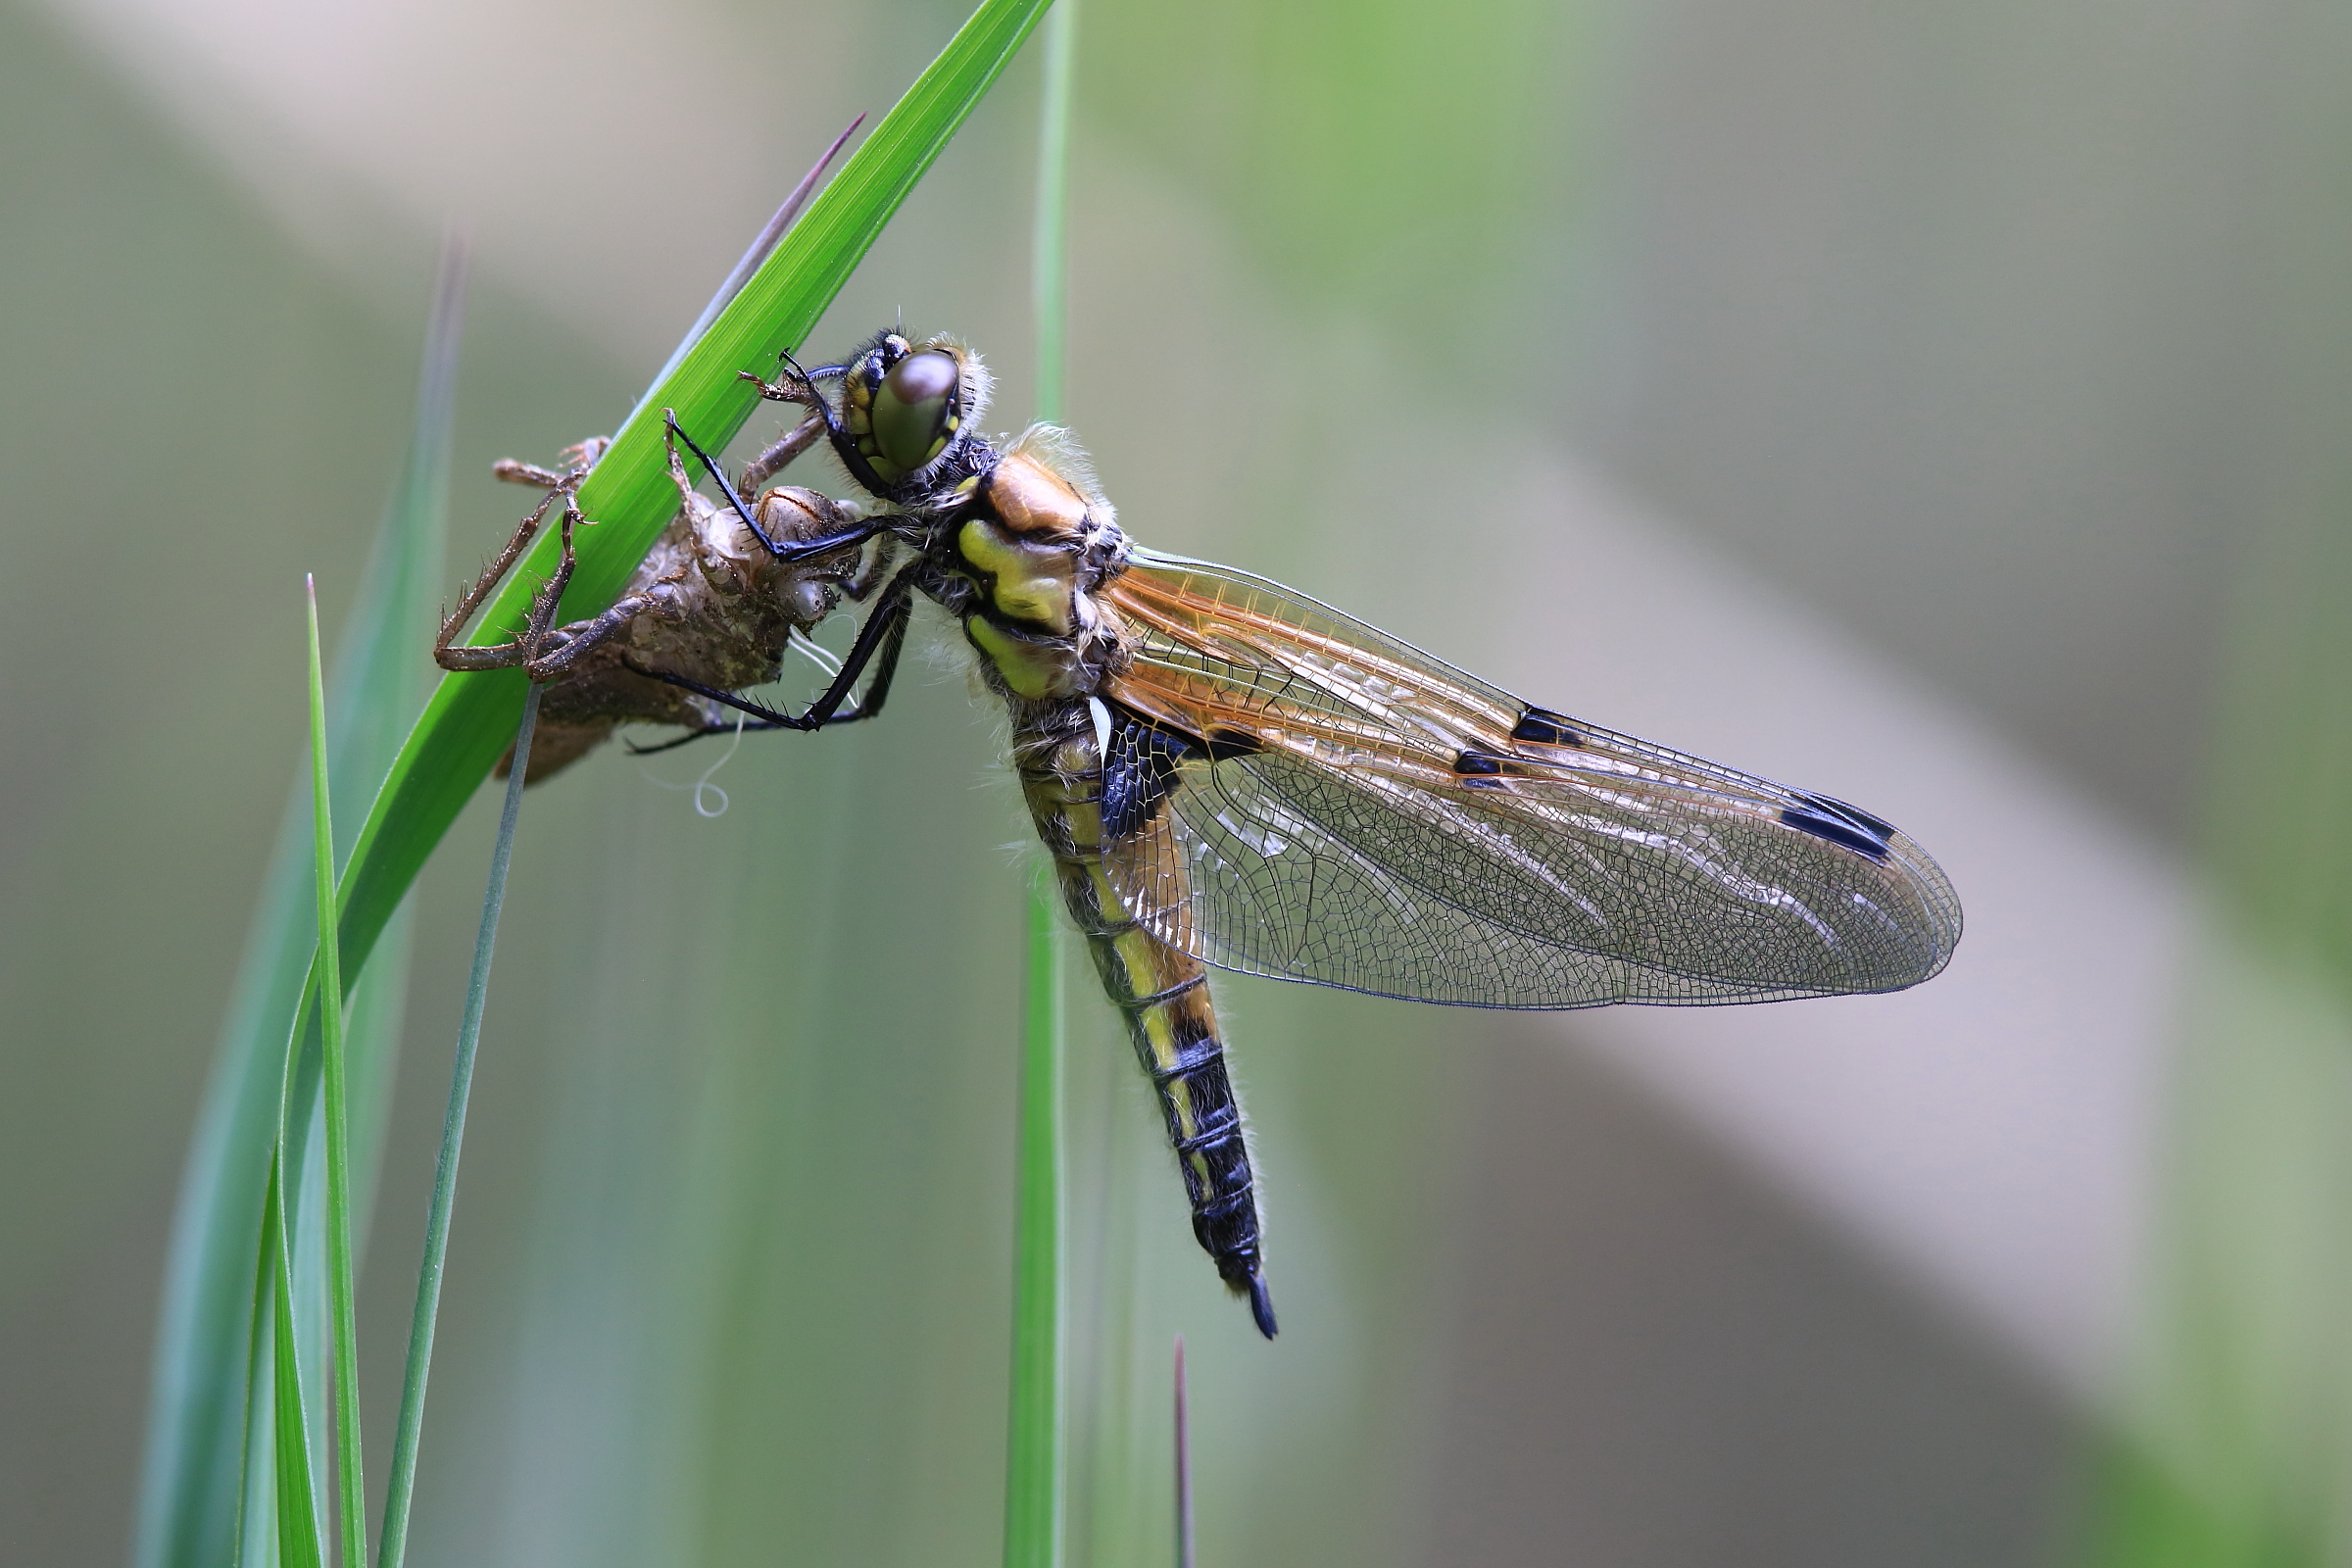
[1096, 549, 1962, 1008]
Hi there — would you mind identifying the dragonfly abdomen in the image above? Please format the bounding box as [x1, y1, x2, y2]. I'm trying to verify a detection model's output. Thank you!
[1014, 709, 1279, 1339]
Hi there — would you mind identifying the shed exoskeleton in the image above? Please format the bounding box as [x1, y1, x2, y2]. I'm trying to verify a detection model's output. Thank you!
[433, 416, 900, 781]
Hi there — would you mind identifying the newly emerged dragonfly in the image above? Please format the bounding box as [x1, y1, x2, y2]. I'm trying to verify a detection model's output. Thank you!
[439, 330, 1963, 1339]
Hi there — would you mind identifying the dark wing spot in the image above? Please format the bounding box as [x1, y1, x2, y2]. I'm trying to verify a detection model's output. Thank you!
[1510, 706, 1584, 748]
[1104, 718, 1195, 842]
[1781, 803, 1893, 861]
[1794, 790, 1897, 842]
[1102, 710, 1261, 841]
[1454, 748, 1527, 791]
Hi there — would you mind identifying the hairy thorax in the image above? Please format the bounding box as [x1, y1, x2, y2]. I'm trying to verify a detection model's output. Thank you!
[952, 426, 1131, 708]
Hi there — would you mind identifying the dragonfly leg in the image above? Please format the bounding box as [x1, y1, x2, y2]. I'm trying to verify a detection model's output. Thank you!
[814, 577, 913, 721]
[622, 720, 797, 758]
[662, 410, 777, 552]
[834, 538, 903, 603]
[666, 410, 888, 564]
[619, 562, 919, 732]
[741, 348, 846, 413]
[787, 567, 916, 725]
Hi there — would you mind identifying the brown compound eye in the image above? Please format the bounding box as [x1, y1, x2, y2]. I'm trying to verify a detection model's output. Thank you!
[868, 350, 959, 480]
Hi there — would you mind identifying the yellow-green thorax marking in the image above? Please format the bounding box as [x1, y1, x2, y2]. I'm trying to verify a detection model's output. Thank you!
[953, 437, 1106, 700]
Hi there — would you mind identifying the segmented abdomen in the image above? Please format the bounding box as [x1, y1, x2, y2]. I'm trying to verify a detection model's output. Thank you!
[1013, 702, 1277, 1338]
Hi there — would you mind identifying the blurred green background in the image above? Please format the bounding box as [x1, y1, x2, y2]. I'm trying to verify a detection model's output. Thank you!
[7, 0, 2352, 1562]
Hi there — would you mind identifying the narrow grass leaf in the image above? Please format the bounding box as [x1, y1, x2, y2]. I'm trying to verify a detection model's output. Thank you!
[137, 243, 467, 1568]
[1005, 869, 1069, 1568]
[305, 578, 367, 1568]
[1031, 0, 1076, 425]
[266, 1156, 325, 1568]
[377, 686, 542, 1568]
[161, 14, 1042, 1560]
[1006, 17, 1074, 1565]
[645, 114, 866, 398]
[1174, 1336, 1193, 1568]
[234, 1210, 275, 1567]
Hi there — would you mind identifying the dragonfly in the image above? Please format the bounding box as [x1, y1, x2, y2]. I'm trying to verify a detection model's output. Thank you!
[439, 329, 1963, 1340]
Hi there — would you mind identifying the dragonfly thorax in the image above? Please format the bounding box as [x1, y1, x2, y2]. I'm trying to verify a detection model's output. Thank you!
[949, 431, 1127, 703]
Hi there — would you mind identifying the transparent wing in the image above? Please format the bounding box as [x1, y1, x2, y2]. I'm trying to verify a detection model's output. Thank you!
[1096, 549, 1962, 1008]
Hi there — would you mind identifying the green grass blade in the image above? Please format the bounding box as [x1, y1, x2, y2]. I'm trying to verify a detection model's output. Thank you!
[377, 686, 541, 1568]
[328, 0, 1053, 1006]
[1030, 0, 1076, 424]
[644, 114, 865, 399]
[336, 238, 466, 1258]
[233, 1200, 275, 1567]
[1006, 18, 1074, 1566]
[266, 1155, 325, 1568]
[305, 578, 366, 1568]
[1173, 1336, 1193, 1568]
[163, 15, 1042, 1561]
[137, 242, 466, 1568]
[1005, 869, 1068, 1568]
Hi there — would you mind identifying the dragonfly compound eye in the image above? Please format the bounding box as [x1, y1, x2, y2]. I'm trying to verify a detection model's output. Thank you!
[869, 350, 960, 481]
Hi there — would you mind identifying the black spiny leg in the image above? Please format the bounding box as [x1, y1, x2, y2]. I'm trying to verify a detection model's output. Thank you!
[664, 410, 886, 563]
[622, 562, 918, 739]
[624, 723, 790, 758]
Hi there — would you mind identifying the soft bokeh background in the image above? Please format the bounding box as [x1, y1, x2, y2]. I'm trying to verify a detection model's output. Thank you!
[6, 0, 2351, 1563]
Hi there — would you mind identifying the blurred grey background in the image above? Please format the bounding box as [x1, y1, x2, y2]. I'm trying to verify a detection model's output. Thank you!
[7, 0, 2343, 1561]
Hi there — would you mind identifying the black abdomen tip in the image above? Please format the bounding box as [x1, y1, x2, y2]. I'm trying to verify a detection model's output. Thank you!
[1247, 1274, 1278, 1339]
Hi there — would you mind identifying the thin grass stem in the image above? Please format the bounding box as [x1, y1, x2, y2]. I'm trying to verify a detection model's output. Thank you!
[1030, 0, 1077, 424]
[305, 577, 365, 1568]
[1005, 15, 1077, 1563]
[376, 686, 542, 1568]
[1005, 869, 1068, 1568]
[1174, 1336, 1194, 1568]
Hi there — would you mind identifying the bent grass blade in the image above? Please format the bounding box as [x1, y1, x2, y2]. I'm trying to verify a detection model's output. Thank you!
[146, 7, 1046, 1560]
[331, 0, 1054, 1004]
[137, 241, 466, 1568]
[305, 577, 366, 1568]
[1005, 870, 1069, 1568]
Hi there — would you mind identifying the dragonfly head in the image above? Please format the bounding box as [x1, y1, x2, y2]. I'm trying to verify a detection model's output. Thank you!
[837, 330, 991, 497]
